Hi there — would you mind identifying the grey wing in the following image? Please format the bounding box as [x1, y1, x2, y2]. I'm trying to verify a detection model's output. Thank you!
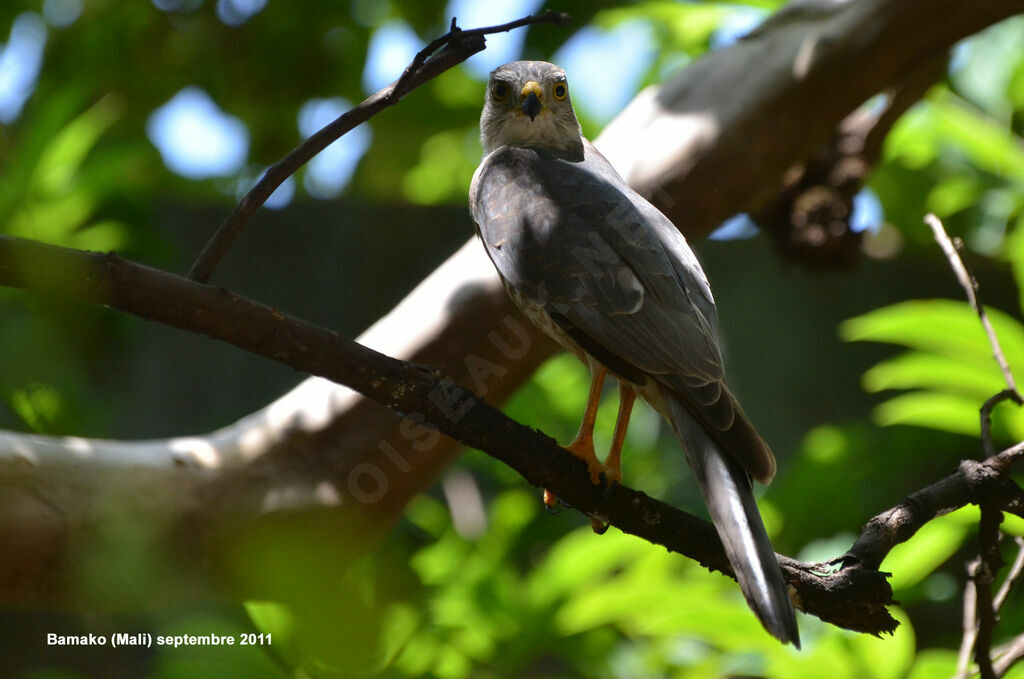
[472, 142, 774, 482]
[472, 143, 718, 379]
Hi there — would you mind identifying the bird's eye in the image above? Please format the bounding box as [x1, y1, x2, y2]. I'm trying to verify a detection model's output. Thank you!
[491, 82, 509, 100]
[553, 83, 568, 101]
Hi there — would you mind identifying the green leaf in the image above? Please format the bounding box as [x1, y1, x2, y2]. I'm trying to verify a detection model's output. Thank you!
[886, 91, 1024, 184]
[872, 391, 983, 435]
[862, 352, 1005, 400]
[244, 600, 300, 668]
[401, 128, 479, 205]
[32, 95, 123, 197]
[597, 2, 728, 53]
[926, 174, 983, 217]
[531, 354, 593, 421]
[841, 300, 1024, 371]
[7, 382, 65, 433]
[947, 504, 1024, 537]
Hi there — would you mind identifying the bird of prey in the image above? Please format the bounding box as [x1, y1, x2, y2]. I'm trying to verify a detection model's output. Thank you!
[469, 60, 799, 646]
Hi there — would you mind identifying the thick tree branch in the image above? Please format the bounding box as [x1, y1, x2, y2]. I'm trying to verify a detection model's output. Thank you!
[599, 0, 1021, 263]
[0, 238, 557, 608]
[752, 53, 947, 267]
[7, 233, 1024, 635]
[0, 235, 872, 629]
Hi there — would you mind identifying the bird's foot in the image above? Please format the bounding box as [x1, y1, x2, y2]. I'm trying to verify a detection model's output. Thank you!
[601, 467, 621, 496]
[565, 435, 605, 486]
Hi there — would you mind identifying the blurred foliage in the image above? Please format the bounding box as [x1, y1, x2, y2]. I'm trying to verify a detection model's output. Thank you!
[3, 1, 1024, 678]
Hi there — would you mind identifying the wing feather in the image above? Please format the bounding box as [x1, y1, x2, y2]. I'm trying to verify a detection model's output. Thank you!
[472, 141, 720, 381]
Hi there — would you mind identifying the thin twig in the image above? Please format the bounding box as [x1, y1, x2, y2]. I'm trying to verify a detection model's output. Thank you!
[982, 390, 1024, 458]
[186, 10, 571, 283]
[994, 632, 1024, 676]
[390, 11, 571, 101]
[926, 213, 1024, 456]
[994, 536, 1024, 611]
[957, 575, 979, 679]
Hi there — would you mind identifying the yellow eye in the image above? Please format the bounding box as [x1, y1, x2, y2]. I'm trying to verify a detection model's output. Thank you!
[491, 82, 510, 100]
[553, 82, 568, 100]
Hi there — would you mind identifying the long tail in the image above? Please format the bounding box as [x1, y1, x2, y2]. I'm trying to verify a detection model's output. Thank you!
[665, 392, 800, 647]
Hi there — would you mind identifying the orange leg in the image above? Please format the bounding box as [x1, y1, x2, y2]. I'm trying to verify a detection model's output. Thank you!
[565, 366, 607, 485]
[544, 366, 608, 510]
[604, 383, 636, 487]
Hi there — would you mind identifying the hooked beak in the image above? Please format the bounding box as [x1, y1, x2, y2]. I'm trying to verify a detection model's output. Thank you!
[520, 81, 543, 121]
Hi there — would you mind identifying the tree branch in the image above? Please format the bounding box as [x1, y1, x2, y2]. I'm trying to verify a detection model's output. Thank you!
[0, 234, 873, 628]
[6, 233, 1024, 634]
[974, 505, 1003, 679]
[994, 536, 1024, 611]
[186, 10, 571, 283]
[751, 53, 947, 267]
[600, 0, 1021, 255]
[846, 444, 1024, 574]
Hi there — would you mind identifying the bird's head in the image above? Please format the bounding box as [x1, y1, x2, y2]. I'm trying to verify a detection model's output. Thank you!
[479, 60, 583, 155]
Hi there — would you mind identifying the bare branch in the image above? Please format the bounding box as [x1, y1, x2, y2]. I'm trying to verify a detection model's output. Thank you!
[958, 578, 980, 679]
[750, 53, 947, 267]
[994, 536, 1024, 611]
[845, 445, 1024, 572]
[186, 10, 571, 283]
[927, 213, 1024, 455]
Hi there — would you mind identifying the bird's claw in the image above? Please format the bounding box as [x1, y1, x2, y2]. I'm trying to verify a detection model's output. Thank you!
[602, 472, 620, 498]
[543, 488, 561, 513]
